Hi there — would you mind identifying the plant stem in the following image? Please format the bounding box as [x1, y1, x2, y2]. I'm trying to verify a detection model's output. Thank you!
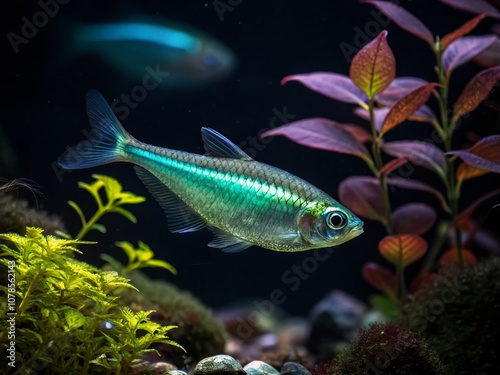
[436, 48, 464, 266]
[75, 204, 109, 241]
[368, 97, 393, 234]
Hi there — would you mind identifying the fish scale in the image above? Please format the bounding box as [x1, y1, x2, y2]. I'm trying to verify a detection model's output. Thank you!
[58, 90, 363, 252]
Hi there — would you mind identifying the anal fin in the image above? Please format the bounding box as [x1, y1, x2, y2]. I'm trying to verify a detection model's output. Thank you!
[134, 166, 206, 233]
[208, 226, 253, 253]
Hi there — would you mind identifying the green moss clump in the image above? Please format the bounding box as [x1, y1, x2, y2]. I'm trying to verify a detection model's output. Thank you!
[120, 271, 226, 367]
[0, 227, 183, 374]
[402, 257, 500, 375]
[330, 324, 447, 375]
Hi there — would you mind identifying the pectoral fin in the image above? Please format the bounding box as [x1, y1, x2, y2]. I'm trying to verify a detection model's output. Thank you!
[134, 166, 206, 233]
[207, 226, 253, 253]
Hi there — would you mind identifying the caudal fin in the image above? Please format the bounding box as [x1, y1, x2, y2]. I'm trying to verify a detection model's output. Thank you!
[58, 90, 132, 170]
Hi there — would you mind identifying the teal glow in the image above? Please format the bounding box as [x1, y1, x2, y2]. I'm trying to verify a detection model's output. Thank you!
[80, 23, 201, 52]
[128, 146, 305, 207]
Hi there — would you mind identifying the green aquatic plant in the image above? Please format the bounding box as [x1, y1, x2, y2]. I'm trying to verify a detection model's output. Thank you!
[263, 1, 500, 314]
[68, 174, 145, 240]
[0, 227, 183, 374]
[103, 240, 177, 277]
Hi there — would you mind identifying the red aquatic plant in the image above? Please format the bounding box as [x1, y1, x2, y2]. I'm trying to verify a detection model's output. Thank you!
[262, 0, 500, 313]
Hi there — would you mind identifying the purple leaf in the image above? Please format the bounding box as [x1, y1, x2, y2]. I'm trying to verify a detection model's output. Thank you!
[474, 40, 500, 67]
[439, 0, 500, 20]
[261, 118, 372, 161]
[443, 35, 498, 77]
[447, 135, 500, 173]
[410, 105, 437, 123]
[281, 73, 368, 107]
[386, 177, 450, 213]
[454, 188, 500, 228]
[354, 107, 389, 132]
[392, 203, 437, 235]
[376, 77, 429, 105]
[382, 140, 447, 176]
[339, 176, 386, 223]
[474, 228, 500, 254]
[362, 1, 434, 42]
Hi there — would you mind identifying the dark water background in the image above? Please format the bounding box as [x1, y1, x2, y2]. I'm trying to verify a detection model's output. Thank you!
[2, 0, 500, 316]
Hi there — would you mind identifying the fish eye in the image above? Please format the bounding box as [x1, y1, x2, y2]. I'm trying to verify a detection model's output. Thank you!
[326, 211, 347, 230]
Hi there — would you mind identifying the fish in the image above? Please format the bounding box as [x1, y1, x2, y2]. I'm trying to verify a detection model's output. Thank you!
[68, 20, 236, 87]
[58, 90, 363, 252]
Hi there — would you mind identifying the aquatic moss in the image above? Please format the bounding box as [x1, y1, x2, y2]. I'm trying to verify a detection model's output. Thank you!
[402, 257, 500, 375]
[330, 324, 447, 375]
[119, 271, 226, 367]
[0, 227, 183, 374]
[0, 193, 65, 235]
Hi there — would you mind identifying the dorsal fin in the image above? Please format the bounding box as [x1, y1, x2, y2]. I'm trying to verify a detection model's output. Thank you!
[201, 127, 252, 160]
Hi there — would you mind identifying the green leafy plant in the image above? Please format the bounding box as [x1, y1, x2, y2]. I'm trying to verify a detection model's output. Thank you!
[103, 241, 177, 277]
[68, 174, 145, 240]
[262, 1, 500, 314]
[0, 227, 183, 374]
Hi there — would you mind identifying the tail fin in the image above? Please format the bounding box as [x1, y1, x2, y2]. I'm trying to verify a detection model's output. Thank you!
[58, 90, 132, 170]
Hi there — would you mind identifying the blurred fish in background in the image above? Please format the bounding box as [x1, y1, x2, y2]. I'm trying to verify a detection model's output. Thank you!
[63, 18, 237, 88]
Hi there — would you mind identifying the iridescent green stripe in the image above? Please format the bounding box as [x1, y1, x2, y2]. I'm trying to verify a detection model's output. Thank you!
[127, 144, 305, 208]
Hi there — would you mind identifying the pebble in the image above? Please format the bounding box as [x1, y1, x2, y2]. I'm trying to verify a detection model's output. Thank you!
[168, 371, 188, 375]
[194, 354, 245, 375]
[280, 362, 311, 375]
[243, 360, 280, 375]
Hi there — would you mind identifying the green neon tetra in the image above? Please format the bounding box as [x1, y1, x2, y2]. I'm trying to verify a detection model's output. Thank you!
[58, 90, 363, 252]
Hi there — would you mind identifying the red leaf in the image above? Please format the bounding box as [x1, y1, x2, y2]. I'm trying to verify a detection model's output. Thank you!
[362, 1, 433, 42]
[380, 157, 409, 176]
[453, 188, 500, 228]
[343, 124, 373, 143]
[456, 162, 489, 182]
[362, 262, 397, 299]
[440, 248, 477, 266]
[376, 77, 429, 106]
[453, 66, 500, 119]
[387, 177, 450, 213]
[409, 273, 436, 294]
[350, 30, 396, 97]
[447, 135, 500, 174]
[382, 140, 447, 176]
[392, 203, 437, 235]
[442, 35, 497, 78]
[339, 176, 386, 223]
[281, 73, 368, 107]
[442, 14, 487, 51]
[381, 83, 439, 134]
[439, 0, 500, 20]
[379, 234, 428, 269]
[261, 118, 371, 161]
